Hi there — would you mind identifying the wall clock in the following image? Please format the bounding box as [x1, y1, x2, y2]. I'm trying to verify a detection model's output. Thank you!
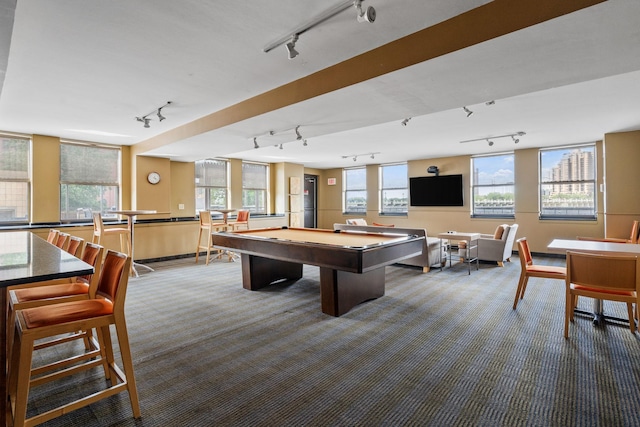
[147, 172, 161, 185]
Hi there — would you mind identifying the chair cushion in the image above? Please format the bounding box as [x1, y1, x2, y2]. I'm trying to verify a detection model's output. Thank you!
[13, 282, 90, 302]
[573, 284, 635, 297]
[493, 225, 506, 240]
[527, 265, 566, 274]
[22, 299, 114, 329]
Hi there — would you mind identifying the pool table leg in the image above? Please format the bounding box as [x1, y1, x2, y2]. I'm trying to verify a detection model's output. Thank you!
[320, 267, 385, 316]
[241, 254, 303, 290]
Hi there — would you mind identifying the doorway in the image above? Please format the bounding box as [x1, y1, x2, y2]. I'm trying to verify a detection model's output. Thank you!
[304, 174, 317, 228]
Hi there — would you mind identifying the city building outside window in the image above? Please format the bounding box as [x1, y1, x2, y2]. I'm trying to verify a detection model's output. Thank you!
[379, 163, 408, 215]
[60, 142, 120, 221]
[471, 153, 515, 217]
[195, 159, 228, 212]
[0, 135, 30, 224]
[344, 167, 367, 214]
[540, 144, 596, 219]
[242, 162, 268, 214]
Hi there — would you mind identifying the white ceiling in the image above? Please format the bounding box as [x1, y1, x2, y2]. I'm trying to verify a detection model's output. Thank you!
[1, 0, 639, 169]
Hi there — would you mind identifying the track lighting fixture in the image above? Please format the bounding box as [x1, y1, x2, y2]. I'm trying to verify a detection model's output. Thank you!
[279, 144, 283, 150]
[342, 152, 380, 162]
[354, 0, 376, 23]
[463, 106, 473, 117]
[401, 118, 411, 126]
[263, 1, 376, 58]
[460, 131, 526, 145]
[253, 137, 259, 149]
[295, 125, 308, 146]
[286, 35, 299, 60]
[135, 101, 172, 128]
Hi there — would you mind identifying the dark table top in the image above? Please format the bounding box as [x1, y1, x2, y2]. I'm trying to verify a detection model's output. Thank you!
[0, 231, 94, 287]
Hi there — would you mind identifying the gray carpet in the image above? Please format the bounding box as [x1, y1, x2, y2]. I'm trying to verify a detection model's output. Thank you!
[26, 254, 640, 426]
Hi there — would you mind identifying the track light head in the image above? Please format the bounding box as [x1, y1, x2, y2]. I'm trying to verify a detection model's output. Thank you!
[353, 156, 357, 162]
[512, 136, 519, 144]
[401, 118, 411, 126]
[354, 1, 376, 23]
[286, 35, 299, 59]
[253, 137, 259, 149]
[463, 106, 473, 117]
[487, 139, 494, 147]
[295, 125, 302, 140]
[303, 139, 308, 146]
[370, 153, 375, 159]
[157, 108, 166, 121]
[279, 144, 283, 150]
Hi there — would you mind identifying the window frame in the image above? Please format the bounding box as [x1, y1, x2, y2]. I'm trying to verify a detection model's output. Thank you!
[241, 161, 269, 215]
[343, 166, 367, 214]
[0, 134, 31, 225]
[195, 158, 229, 213]
[471, 152, 515, 218]
[59, 141, 121, 223]
[379, 162, 408, 216]
[539, 144, 597, 220]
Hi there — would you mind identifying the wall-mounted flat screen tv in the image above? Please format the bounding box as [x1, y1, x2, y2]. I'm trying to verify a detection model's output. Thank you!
[409, 174, 464, 206]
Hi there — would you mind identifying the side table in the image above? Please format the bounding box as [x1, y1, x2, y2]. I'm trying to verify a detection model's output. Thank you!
[437, 231, 481, 275]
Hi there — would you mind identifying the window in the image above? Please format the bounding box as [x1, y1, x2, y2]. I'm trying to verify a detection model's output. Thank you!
[379, 163, 408, 214]
[195, 159, 228, 212]
[0, 135, 30, 223]
[540, 145, 596, 219]
[60, 142, 120, 221]
[471, 153, 515, 217]
[242, 162, 268, 214]
[344, 167, 367, 213]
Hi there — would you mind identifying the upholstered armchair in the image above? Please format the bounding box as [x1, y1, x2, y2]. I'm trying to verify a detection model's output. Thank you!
[477, 224, 519, 266]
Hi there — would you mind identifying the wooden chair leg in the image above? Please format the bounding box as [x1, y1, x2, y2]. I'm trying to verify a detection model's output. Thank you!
[114, 319, 141, 417]
[626, 303, 635, 333]
[513, 274, 526, 309]
[195, 229, 203, 263]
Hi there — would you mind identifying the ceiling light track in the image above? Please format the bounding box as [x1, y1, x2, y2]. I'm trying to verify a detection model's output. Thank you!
[341, 151, 380, 162]
[460, 131, 526, 145]
[263, 0, 376, 59]
[250, 126, 309, 149]
[135, 101, 172, 128]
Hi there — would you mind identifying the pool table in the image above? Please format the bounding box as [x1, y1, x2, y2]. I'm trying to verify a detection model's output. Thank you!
[212, 227, 424, 316]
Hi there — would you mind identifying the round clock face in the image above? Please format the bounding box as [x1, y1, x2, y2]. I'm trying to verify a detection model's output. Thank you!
[147, 172, 161, 184]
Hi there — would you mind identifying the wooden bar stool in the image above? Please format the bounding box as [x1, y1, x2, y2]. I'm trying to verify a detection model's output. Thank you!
[8, 250, 140, 426]
[195, 210, 227, 265]
[92, 212, 131, 256]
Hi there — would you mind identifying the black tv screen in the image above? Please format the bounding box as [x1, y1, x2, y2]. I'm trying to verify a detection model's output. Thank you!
[409, 174, 464, 206]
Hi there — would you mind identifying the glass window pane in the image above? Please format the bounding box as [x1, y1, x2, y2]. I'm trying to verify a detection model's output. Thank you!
[345, 167, 366, 190]
[381, 163, 407, 188]
[242, 162, 268, 213]
[539, 145, 596, 218]
[195, 159, 227, 187]
[380, 163, 408, 214]
[60, 184, 119, 220]
[471, 154, 515, 216]
[0, 136, 30, 223]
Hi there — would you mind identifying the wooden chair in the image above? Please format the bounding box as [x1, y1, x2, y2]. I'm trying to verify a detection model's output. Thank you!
[228, 210, 250, 231]
[513, 238, 566, 309]
[92, 212, 131, 256]
[564, 251, 639, 338]
[46, 229, 59, 244]
[54, 232, 70, 250]
[195, 210, 227, 265]
[65, 235, 85, 257]
[577, 220, 640, 244]
[8, 250, 140, 426]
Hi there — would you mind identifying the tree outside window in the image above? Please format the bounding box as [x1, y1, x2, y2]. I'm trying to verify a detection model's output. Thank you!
[540, 145, 596, 219]
[471, 153, 515, 217]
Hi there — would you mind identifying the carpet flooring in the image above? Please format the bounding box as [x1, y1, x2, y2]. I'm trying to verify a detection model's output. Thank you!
[24, 254, 640, 426]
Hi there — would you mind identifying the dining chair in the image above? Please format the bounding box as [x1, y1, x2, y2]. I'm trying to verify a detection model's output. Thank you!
[8, 250, 140, 426]
[577, 220, 640, 244]
[46, 229, 59, 244]
[564, 250, 639, 338]
[195, 210, 227, 265]
[65, 235, 85, 257]
[6, 242, 105, 373]
[92, 212, 131, 256]
[228, 210, 250, 231]
[513, 237, 566, 309]
[54, 232, 71, 250]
